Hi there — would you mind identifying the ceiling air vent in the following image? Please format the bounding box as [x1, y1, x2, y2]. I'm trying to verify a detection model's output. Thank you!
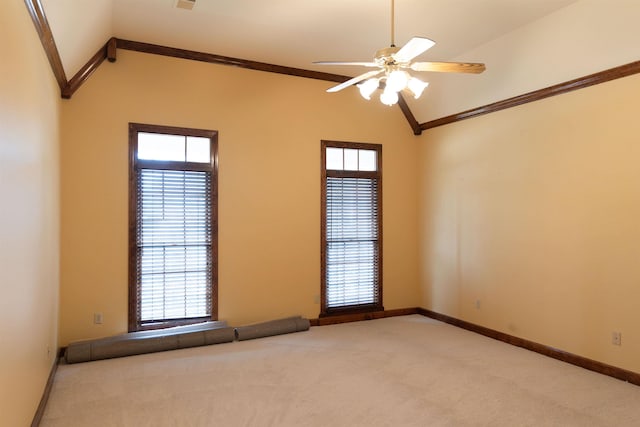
[176, 0, 196, 10]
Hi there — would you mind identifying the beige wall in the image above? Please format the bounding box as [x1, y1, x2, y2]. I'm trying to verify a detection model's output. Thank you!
[0, 2, 61, 426]
[418, 72, 640, 372]
[7, 2, 639, 424]
[59, 50, 420, 345]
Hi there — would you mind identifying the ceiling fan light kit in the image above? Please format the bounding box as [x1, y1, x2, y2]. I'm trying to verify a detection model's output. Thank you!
[407, 77, 429, 99]
[315, 0, 485, 107]
[380, 88, 399, 106]
[357, 78, 380, 100]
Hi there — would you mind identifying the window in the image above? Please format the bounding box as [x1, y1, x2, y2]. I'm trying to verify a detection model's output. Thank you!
[321, 140, 382, 316]
[128, 123, 218, 331]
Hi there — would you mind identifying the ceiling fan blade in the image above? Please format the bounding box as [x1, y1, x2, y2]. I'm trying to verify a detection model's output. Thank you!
[410, 61, 486, 74]
[314, 61, 378, 67]
[326, 70, 383, 93]
[393, 37, 435, 63]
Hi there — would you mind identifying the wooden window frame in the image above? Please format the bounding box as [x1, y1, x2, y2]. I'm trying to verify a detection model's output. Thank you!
[320, 140, 383, 317]
[128, 123, 218, 332]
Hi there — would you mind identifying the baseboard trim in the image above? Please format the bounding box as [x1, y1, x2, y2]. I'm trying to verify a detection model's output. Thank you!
[417, 308, 640, 386]
[30, 352, 61, 427]
[310, 307, 420, 326]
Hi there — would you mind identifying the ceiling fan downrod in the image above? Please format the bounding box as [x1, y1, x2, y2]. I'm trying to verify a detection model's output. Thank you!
[390, 0, 396, 47]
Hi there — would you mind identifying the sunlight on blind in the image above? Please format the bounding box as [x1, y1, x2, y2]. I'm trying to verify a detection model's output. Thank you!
[326, 177, 379, 308]
[137, 169, 212, 322]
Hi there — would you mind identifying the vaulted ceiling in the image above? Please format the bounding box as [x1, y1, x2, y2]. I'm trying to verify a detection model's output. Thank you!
[38, 0, 640, 129]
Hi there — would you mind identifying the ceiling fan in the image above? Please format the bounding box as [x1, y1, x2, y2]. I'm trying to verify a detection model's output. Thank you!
[314, 0, 486, 106]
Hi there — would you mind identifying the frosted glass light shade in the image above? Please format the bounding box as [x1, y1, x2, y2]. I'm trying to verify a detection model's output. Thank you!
[380, 89, 399, 106]
[357, 78, 380, 100]
[386, 70, 409, 92]
[407, 77, 429, 99]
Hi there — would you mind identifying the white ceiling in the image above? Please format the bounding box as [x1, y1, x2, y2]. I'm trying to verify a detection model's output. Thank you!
[43, 0, 579, 121]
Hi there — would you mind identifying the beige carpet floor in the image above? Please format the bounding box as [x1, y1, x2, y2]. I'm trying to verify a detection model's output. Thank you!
[41, 315, 640, 426]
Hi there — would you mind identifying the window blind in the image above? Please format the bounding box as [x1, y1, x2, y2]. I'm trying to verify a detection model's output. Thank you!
[136, 169, 212, 323]
[325, 176, 380, 309]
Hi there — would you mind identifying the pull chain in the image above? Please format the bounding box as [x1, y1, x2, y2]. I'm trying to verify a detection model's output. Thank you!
[390, 0, 395, 47]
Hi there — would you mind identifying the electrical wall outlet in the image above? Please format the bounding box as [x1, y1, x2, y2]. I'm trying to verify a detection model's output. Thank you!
[176, 0, 196, 10]
[612, 331, 622, 346]
[94, 312, 103, 324]
[313, 295, 320, 304]
[475, 299, 481, 309]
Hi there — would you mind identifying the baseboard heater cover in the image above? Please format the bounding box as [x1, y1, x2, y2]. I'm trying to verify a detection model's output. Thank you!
[65, 321, 235, 364]
[235, 316, 310, 341]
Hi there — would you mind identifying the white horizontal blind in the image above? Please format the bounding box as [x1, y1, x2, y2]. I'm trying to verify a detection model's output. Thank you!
[326, 177, 379, 309]
[137, 169, 212, 323]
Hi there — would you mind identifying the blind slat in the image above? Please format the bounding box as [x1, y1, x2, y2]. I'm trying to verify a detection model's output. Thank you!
[137, 169, 212, 323]
[325, 177, 380, 309]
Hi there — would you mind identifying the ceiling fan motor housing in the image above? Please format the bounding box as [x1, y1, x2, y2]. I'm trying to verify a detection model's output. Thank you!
[375, 46, 404, 67]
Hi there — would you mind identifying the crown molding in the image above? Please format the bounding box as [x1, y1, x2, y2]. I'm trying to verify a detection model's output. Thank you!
[23, 0, 422, 133]
[24, 1, 640, 135]
[62, 40, 110, 99]
[397, 94, 422, 135]
[115, 39, 351, 85]
[24, 0, 67, 93]
[420, 60, 640, 131]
